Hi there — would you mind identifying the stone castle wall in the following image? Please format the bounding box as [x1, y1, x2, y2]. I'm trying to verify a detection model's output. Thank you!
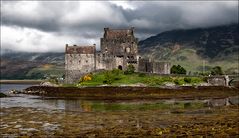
[65, 45, 96, 84]
[65, 27, 171, 84]
[138, 58, 170, 74]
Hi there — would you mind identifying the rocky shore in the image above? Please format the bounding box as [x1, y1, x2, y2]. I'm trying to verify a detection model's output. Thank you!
[17, 86, 238, 100]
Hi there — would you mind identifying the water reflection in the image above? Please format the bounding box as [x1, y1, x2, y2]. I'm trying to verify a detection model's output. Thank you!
[41, 99, 93, 112]
[0, 84, 224, 113]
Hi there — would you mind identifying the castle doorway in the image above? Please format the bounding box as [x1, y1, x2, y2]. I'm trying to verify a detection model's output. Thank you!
[118, 65, 122, 70]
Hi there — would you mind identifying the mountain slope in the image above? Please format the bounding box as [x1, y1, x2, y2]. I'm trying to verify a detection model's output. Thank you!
[1, 52, 65, 79]
[138, 24, 239, 74]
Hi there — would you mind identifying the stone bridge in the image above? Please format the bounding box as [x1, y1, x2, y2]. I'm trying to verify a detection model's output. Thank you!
[207, 75, 239, 87]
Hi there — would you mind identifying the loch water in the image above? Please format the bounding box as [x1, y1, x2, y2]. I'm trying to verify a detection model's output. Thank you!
[0, 84, 229, 112]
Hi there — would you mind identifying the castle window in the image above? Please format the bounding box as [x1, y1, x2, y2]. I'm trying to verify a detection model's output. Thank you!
[126, 47, 131, 53]
[86, 60, 88, 63]
[79, 60, 81, 63]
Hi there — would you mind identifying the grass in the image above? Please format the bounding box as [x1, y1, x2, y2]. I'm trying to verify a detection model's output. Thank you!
[26, 64, 64, 78]
[77, 70, 205, 87]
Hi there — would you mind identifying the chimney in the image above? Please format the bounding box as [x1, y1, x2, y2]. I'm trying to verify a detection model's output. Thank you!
[104, 28, 109, 38]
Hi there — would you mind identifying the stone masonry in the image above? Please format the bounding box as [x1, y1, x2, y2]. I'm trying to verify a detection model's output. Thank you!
[65, 27, 171, 83]
[65, 45, 96, 84]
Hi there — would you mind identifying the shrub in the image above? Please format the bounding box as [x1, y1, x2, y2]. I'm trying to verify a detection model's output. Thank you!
[124, 64, 135, 75]
[138, 73, 146, 77]
[103, 71, 114, 84]
[79, 74, 92, 83]
[112, 69, 123, 80]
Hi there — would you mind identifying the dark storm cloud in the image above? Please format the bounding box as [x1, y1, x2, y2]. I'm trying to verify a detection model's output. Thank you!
[1, 1, 238, 52]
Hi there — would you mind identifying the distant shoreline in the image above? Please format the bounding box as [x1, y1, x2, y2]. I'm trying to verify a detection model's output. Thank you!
[0, 80, 42, 84]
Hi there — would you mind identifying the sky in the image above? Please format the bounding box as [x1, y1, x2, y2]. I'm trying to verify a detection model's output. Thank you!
[1, 1, 238, 53]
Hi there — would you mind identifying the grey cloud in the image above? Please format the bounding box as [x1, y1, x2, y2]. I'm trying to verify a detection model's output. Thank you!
[1, 1, 238, 52]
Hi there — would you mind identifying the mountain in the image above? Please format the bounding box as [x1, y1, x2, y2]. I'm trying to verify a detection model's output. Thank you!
[1, 52, 65, 64]
[138, 24, 239, 74]
[1, 52, 65, 79]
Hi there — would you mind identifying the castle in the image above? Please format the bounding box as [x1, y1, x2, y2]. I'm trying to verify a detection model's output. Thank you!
[65, 27, 170, 83]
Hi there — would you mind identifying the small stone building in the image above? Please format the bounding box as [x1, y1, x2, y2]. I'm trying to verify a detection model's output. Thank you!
[65, 27, 171, 83]
[65, 45, 96, 84]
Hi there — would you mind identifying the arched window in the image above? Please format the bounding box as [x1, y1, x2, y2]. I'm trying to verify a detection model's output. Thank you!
[126, 47, 130, 53]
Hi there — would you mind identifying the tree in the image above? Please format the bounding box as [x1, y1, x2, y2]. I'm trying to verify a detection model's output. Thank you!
[211, 66, 223, 75]
[170, 65, 186, 74]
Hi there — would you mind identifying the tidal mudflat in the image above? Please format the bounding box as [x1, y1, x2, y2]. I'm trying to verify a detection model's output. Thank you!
[1, 84, 238, 137]
[1, 104, 238, 137]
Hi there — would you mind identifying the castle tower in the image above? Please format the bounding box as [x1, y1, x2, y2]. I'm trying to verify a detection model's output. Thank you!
[99, 27, 138, 70]
[65, 44, 96, 84]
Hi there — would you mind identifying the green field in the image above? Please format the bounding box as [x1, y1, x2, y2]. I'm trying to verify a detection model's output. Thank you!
[76, 69, 205, 87]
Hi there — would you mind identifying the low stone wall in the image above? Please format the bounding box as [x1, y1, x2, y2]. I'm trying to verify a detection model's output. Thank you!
[207, 76, 229, 86]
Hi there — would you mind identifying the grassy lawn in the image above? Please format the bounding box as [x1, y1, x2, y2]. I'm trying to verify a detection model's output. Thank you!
[77, 69, 205, 87]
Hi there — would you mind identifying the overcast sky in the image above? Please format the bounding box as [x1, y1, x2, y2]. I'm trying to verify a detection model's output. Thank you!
[1, 1, 238, 52]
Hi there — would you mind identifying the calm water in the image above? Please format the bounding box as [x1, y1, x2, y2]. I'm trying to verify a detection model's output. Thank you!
[0, 84, 207, 112]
